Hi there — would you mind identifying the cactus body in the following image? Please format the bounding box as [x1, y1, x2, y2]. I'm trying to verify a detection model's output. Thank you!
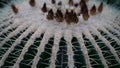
[0, 0, 120, 68]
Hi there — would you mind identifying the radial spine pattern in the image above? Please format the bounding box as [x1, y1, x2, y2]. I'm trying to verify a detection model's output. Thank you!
[0, 0, 120, 68]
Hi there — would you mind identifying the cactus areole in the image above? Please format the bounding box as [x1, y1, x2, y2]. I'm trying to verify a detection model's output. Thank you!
[0, 0, 120, 68]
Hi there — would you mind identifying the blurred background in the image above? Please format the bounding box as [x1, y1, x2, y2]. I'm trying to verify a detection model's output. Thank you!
[0, 0, 120, 8]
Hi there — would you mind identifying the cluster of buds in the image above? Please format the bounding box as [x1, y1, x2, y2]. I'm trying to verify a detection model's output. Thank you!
[11, 0, 103, 24]
[41, 0, 103, 24]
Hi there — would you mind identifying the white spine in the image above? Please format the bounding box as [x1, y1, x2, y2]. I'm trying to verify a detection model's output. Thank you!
[0, 19, 13, 30]
[73, 28, 92, 68]
[0, 14, 14, 28]
[0, 18, 23, 35]
[91, 27, 120, 64]
[109, 22, 120, 31]
[31, 28, 53, 68]
[0, 25, 36, 67]
[0, 15, 14, 28]
[83, 28, 108, 68]
[12, 25, 39, 68]
[49, 29, 62, 68]
[0, 22, 31, 47]
[100, 26, 120, 46]
[64, 29, 74, 68]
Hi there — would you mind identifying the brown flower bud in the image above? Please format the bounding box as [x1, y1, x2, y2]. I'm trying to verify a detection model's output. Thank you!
[11, 4, 18, 14]
[74, 3, 78, 7]
[29, 0, 35, 7]
[65, 9, 71, 24]
[81, 4, 88, 14]
[51, 0, 56, 4]
[90, 5, 96, 15]
[98, 2, 103, 13]
[82, 7, 89, 20]
[70, 10, 74, 22]
[55, 9, 64, 22]
[69, 0, 74, 6]
[65, 9, 69, 19]
[47, 9, 54, 20]
[41, 3, 47, 13]
[72, 12, 79, 23]
[79, 0, 86, 7]
[58, 1, 62, 6]
[83, 13, 89, 21]
[80, 0, 88, 14]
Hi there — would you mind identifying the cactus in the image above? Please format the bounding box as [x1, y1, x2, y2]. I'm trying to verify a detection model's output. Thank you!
[0, 0, 120, 68]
